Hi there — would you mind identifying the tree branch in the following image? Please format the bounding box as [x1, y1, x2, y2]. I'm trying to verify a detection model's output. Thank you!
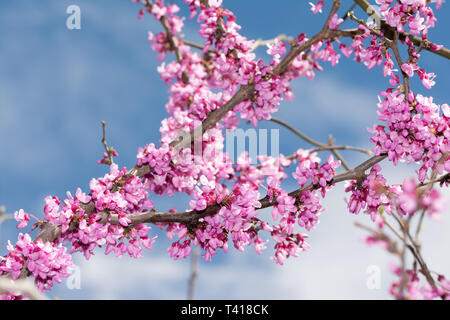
[171, 1, 366, 150]
[144, 0, 189, 84]
[353, 0, 450, 60]
[98, 153, 387, 228]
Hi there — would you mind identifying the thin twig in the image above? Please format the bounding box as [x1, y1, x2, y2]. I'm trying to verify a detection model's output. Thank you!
[269, 117, 353, 170]
[354, 221, 402, 255]
[401, 217, 439, 291]
[419, 173, 450, 188]
[382, 216, 406, 243]
[269, 117, 326, 147]
[389, 31, 410, 97]
[414, 210, 426, 244]
[144, 0, 189, 84]
[308, 145, 372, 154]
[181, 39, 213, 53]
[101, 120, 114, 165]
[251, 34, 294, 52]
[187, 248, 200, 300]
[386, 210, 439, 293]
[328, 134, 351, 171]
[341, 3, 357, 21]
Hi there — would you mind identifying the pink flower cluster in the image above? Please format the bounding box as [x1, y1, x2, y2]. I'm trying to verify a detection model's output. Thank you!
[335, 0, 442, 91]
[42, 164, 157, 260]
[270, 225, 310, 265]
[14, 209, 30, 229]
[0, 293, 29, 300]
[346, 165, 446, 220]
[395, 178, 446, 219]
[309, 1, 324, 15]
[345, 164, 393, 221]
[377, 0, 440, 36]
[293, 150, 341, 196]
[97, 149, 118, 165]
[389, 263, 449, 300]
[0, 233, 73, 292]
[369, 89, 450, 181]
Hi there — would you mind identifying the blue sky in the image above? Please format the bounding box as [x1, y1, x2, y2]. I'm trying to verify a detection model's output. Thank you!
[0, 0, 449, 299]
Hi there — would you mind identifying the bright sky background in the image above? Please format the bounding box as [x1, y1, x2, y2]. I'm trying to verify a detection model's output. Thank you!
[0, 0, 449, 299]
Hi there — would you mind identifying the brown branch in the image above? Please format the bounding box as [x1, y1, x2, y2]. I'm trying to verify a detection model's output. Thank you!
[181, 39, 212, 52]
[100, 120, 115, 165]
[144, 0, 189, 84]
[170, 84, 254, 149]
[33, 155, 387, 247]
[419, 173, 450, 188]
[328, 134, 350, 171]
[341, 3, 357, 21]
[391, 213, 439, 293]
[308, 145, 372, 154]
[389, 31, 410, 97]
[353, 0, 450, 60]
[145, 0, 181, 62]
[102, 154, 387, 227]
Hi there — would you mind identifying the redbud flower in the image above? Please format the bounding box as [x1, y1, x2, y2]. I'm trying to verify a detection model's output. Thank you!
[14, 209, 30, 229]
[309, 1, 324, 14]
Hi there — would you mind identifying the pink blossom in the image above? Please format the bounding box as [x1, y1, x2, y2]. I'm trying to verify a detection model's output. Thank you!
[309, 1, 324, 14]
[328, 14, 343, 30]
[401, 63, 416, 77]
[14, 209, 30, 229]
[397, 178, 418, 214]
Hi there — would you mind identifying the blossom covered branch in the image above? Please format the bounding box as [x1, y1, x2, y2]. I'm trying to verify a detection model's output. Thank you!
[1, 0, 449, 300]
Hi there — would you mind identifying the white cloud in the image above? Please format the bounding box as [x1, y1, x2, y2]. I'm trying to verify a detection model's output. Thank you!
[74, 252, 189, 299]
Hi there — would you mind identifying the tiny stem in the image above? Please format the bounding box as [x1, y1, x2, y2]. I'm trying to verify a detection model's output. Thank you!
[101, 120, 114, 165]
[269, 117, 352, 170]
